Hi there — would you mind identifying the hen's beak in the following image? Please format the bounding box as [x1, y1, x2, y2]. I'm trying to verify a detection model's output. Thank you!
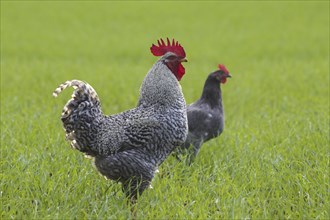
[180, 58, 188, 62]
[227, 74, 232, 78]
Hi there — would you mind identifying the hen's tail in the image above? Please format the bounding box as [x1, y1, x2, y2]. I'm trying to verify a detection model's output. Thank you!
[53, 80, 103, 155]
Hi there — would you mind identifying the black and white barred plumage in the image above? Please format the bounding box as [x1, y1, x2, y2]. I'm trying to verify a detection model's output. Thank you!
[53, 53, 188, 200]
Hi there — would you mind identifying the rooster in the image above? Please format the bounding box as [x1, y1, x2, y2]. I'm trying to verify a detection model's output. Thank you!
[176, 64, 231, 164]
[53, 38, 188, 202]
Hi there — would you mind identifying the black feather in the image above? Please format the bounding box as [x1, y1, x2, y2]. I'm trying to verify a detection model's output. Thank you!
[176, 70, 230, 164]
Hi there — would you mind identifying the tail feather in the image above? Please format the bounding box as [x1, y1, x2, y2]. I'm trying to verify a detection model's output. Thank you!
[53, 80, 103, 155]
[53, 79, 99, 102]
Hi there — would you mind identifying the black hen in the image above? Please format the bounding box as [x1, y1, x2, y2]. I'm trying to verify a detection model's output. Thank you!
[177, 64, 231, 164]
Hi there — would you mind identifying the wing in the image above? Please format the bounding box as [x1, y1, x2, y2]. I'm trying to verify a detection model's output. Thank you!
[186, 102, 222, 138]
[122, 117, 161, 149]
[96, 109, 162, 155]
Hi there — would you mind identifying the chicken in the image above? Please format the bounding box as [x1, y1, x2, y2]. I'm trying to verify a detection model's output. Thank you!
[176, 64, 231, 164]
[52, 38, 188, 202]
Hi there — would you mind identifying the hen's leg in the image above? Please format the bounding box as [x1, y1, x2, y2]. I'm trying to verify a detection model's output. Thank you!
[187, 139, 203, 165]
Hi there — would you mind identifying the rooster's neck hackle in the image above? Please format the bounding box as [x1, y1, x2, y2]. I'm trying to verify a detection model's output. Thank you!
[138, 60, 185, 108]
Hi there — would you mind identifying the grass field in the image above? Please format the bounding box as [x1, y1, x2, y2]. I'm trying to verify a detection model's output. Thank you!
[1, 1, 329, 219]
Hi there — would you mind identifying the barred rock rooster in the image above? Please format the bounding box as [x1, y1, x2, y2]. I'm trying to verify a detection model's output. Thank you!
[53, 38, 188, 202]
[176, 64, 231, 164]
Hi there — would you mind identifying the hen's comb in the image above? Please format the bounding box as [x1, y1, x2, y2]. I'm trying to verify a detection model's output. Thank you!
[218, 64, 229, 74]
[150, 38, 186, 58]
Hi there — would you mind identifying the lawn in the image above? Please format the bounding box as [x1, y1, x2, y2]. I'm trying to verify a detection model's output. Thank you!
[1, 1, 329, 219]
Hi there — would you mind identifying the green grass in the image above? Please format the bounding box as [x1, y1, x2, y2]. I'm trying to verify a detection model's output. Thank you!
[1, 1, 329, 219]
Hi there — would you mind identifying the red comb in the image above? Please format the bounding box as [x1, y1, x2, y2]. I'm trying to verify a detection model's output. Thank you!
[150, 38, 186, 58]
[218, 64, 229, 74]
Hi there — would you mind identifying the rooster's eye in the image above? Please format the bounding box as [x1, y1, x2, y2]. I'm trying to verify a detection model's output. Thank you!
[166, 55, 177, 61]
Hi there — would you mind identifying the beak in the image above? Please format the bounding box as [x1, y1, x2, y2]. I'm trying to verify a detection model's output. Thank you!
[227, 74, 232, 78]
[180, 58, 188, 62]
